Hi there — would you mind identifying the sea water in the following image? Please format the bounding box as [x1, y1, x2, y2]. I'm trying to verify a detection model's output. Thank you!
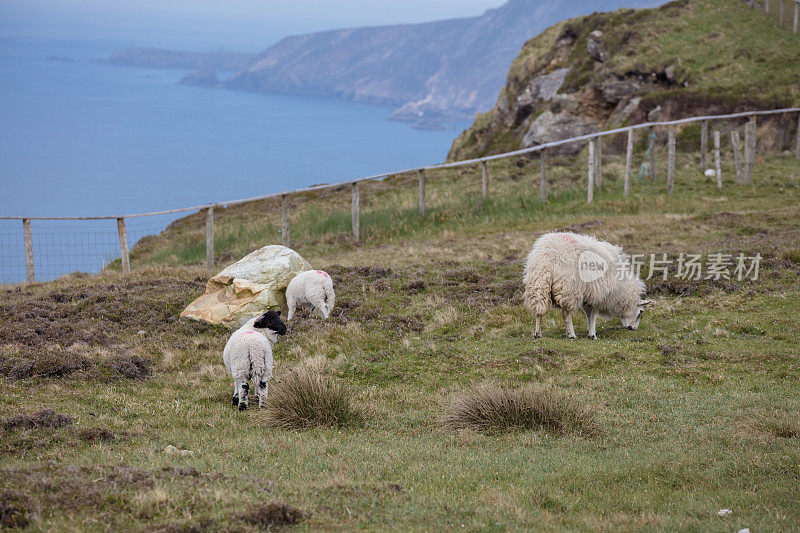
[0, 37, 467, 282]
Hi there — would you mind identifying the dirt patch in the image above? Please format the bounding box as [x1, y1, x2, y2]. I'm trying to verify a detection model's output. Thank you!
[387, 313, 425, 333]
[556, 220, 602, 233]
[78, 428, 117, 443]
[2, 409, 74, 432]
[647, 277, 738, 296]
[241, 502, 308, 529]
[145, 518, 218, 533]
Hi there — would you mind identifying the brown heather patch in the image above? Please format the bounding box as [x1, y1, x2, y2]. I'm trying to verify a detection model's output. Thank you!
[442, 383, 599, 437]
[241, 502, 308, 529]
[0, 490, 34, 529]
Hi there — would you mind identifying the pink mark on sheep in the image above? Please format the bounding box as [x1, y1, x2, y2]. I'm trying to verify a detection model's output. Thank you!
[316, 270, 330, 278]
[558, 233, 579, 244]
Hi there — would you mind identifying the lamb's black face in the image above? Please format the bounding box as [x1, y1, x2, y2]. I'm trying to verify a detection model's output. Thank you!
[254, 311, 287, 335]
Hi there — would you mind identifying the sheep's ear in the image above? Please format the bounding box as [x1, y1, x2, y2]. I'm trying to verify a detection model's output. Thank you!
[639, 299, 652, 307]
[276, 310, 281, 316]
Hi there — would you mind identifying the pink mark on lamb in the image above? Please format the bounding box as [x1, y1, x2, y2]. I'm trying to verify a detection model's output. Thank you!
[316, 270, 330, 278]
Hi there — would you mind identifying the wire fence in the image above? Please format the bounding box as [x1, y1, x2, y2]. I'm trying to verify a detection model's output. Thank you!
[2, 107, 799, 285]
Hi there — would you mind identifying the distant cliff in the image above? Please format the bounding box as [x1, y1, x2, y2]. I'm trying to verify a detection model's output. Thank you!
[448, 0, 800, 161]
[222, 0, 661, 123]
[104, 48, 253, 71]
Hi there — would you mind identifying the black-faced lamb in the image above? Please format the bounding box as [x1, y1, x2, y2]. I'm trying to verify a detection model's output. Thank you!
[523, 232, 651, 339]
[285, 270, 335, 320]
[223, 311, 286, 410]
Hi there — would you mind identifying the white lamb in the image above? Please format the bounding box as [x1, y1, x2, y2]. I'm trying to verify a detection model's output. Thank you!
[222, 311, 286, 411]
[523, 232, 651, 339]
[285, 270, 335, 320]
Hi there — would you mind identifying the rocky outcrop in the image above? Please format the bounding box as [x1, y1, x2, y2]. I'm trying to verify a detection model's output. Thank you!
[447, 0, 799, 162]
[521, 111, 598, 153]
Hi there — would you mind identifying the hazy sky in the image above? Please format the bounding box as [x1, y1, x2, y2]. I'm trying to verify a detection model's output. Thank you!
[1, 0, 508, 50]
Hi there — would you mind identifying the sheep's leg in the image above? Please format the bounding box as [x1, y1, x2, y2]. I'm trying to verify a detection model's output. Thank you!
[534, 314, 543, 338]
[562, 310, 576, 339]
[231, 382, 239, 407]
[236, 379, 250, 411]
[256, 377, 269, 409]
[286, 293, 297, 321]
[585, 306, 599, 340]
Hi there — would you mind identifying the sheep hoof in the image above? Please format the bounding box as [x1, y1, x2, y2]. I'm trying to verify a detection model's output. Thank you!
[231, 395, 239, 407]
[534, 333, 541, 339]
[588, 334, 597, 340]
[567, 335, 576, 340]
[238, 403, 248, 411]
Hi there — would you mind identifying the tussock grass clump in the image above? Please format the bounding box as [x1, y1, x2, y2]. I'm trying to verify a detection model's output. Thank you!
[441, 383, 599, 436]
[266, 366, 364, 430]
[241, 501, 308, 529]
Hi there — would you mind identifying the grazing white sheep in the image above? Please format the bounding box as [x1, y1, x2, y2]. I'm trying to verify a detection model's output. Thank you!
[223, 311, 286, 410]
[285, 270, 335, 320]
[523, 232, 651, 339]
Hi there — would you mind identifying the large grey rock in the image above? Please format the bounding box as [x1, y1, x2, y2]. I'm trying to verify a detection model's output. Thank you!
[180, 245, 312, 328]
[522, 111, 598, 154]
[516, 68, 570, 106]
[607, 96, 642, 128]
[587, 38, 609, 62]
[601, 79, 642, 103]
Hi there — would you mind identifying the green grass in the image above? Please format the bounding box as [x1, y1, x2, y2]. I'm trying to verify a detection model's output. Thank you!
[2, 149, 799, 530]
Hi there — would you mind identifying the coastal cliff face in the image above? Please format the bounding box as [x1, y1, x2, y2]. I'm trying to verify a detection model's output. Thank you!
[222, 0, 660, 123]
[105, 48, 253, 71]
[447, 0, 800, 161]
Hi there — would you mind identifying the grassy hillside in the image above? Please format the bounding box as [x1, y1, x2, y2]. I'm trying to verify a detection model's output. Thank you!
[2, 147, 800, 530]
[448, 0, 800, 160]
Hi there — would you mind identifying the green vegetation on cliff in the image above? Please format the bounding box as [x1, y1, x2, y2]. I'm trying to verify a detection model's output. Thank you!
[448, 0, 800, 161]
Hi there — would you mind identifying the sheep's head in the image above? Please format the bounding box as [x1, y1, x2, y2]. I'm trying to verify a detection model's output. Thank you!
[254, 310, 287, 335]
[621, 299, 651, 330]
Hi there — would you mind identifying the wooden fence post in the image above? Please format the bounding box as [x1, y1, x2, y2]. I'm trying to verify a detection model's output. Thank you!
[744, 121, 753, 186]
[595, 136, 603, 188]
[351, 182, 360, 243]
[667, 128, 676, 195]
[649, 126, 656, 181]
[205, 206, 214, 268]
[481, 161, 489, 199]
[747, 115, 756, 185]
[714, 129, 722, 189]
[700, 119, 708, 171]
[731, 130, 743, 184]
[418, 169, 426, 216]
[794, 0, 799, 33]
[780, 0, 786, 25]
[116, 217, 130, 273]
[539, 149, 547, 202]
[624, 128, 634, 197]
[281, 194, 290, 246]
[23, 218, 34, 283]
[587, 140, 595, 204]
[765, 0, 770, 14]
[795, 112, 800, 159]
